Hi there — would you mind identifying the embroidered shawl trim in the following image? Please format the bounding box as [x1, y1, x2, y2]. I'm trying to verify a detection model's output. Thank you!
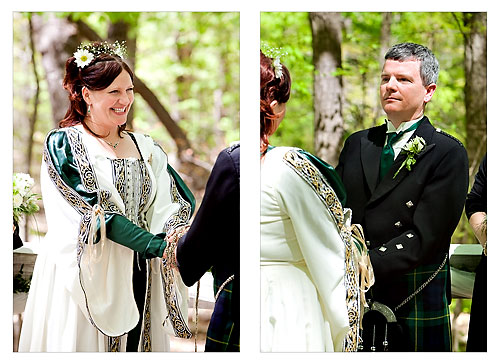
[283, 149, 361, 352]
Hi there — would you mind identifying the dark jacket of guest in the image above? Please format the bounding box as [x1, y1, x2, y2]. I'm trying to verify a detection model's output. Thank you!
[176, 144, 240, 352]
[465, 154, 487, 352]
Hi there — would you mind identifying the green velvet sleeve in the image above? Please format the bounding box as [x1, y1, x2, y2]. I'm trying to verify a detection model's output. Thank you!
[102, 214, 167, 259]
[46, 130, 167, 259]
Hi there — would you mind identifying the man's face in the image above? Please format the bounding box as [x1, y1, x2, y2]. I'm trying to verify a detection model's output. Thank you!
[380, 59, 436, 126]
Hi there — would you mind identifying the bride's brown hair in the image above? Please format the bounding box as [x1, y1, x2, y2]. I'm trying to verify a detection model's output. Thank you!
[60, 48, 134, 138]
[260, 50, 291, 146]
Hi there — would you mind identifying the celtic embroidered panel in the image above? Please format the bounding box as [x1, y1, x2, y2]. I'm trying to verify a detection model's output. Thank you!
[283, 150, 361, 352]
[43, 128, 129, 350]
[160, 172, 192, 339]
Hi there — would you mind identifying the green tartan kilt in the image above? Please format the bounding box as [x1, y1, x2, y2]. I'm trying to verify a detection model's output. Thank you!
[205, 274, 240, 352]
[394, 262, 452, 351]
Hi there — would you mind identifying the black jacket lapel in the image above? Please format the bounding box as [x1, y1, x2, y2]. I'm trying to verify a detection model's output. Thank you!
[367, 117, 436, 205]
[360, 125, 386, 195]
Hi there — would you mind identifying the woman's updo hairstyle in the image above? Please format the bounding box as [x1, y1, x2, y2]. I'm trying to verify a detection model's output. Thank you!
[60, 41, 134, 137]
[260, 50, 291, 141]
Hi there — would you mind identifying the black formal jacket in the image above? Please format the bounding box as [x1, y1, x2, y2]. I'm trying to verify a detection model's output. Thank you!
[176, 143, 240, 292]
[336, 117, 468, 306]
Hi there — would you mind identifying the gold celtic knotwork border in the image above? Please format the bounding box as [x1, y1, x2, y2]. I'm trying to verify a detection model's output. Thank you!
[283, 150, 360, 351]
[43, 129, 126, 350]
[160, 170, 192, 338]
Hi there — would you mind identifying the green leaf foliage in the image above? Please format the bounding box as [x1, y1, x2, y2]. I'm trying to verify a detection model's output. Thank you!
[13, 12, 240, 173]
[261, 12, 467, 152]
[261, 12, 314, 152]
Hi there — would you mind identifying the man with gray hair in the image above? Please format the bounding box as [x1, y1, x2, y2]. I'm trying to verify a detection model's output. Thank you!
[336, 42, 468, 351]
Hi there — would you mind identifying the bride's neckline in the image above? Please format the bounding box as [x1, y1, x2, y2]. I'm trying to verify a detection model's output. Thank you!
[73, 125, 144, 161]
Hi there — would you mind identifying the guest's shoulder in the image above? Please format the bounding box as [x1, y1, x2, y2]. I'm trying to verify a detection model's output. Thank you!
[214, 143, 240, 175]
[221, 142, 240, 161]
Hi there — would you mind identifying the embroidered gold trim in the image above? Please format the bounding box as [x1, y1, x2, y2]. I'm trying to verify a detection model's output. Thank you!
[160, 172, 192, 338]
[43, 129, 126, 350]
[110, 158, 154, 350]
[141, 260, 153, 351]
[107, 336, 122, 352]
[283, 150, 360, 352]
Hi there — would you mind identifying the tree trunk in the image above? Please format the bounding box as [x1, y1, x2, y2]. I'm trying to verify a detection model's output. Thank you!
[108, 20, 136, 130]
[72, 18, 193, 158]
[379, 13, 393, 65]
[27, 16, 40, 176]
[309, 12, 344, 166]
[376, 13, 393, 123]
[31, 14, 79, 127]
[463, 12, 487, 177]
[71, 17, 210, 190]
[25, 16, 41, 241]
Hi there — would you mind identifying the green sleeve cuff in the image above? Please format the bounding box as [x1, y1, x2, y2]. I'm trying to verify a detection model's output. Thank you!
[98, 214, 167, 259]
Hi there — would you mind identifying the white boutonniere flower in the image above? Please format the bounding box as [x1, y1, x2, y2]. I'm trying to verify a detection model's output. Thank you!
[73, 48, 94, 68]
[393, 136, 426, 179]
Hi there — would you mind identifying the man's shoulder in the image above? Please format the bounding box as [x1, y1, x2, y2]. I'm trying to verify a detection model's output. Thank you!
[346, 124, 385, 141]
[341, 125, 385, 153]
[432, 127, 465, 149]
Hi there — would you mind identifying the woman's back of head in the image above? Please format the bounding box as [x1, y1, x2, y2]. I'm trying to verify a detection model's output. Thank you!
[260, 50, 291, 140]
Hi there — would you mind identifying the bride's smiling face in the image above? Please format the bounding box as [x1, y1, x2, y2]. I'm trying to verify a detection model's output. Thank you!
[84, 69, 134, 129]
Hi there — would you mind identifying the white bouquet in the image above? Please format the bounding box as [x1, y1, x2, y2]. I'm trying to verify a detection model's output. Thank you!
[13, 173, 40, 224]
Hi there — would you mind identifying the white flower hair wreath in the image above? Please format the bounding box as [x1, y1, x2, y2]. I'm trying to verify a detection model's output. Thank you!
[73, 40, 127, 69]
[261, 42, 288, 79]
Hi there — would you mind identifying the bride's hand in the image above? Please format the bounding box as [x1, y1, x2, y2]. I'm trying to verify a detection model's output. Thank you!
[163, 225, 190, 267]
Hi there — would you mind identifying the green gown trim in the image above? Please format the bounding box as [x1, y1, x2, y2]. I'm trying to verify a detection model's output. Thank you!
[167, 164, 195, 218]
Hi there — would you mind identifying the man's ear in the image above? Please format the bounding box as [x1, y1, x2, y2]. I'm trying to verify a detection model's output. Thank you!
[424, 83, 437, 104]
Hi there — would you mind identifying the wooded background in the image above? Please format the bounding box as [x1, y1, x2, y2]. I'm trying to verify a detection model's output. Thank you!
[261, 12, 486, 350]
[12, 11, 486, 352]
[13, 11, 240, 237]
[261, 11, 486, 244]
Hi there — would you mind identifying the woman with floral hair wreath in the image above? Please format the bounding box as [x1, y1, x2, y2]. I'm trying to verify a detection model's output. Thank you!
[260, 47, 373, 352]
[19, 41, 194, 352]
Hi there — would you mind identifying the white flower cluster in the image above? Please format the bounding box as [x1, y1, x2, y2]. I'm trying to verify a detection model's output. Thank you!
[402, 136, 426, 154]
[73, 40, 127, 69]
[393, 136, 427, 179]
[13, 173, 40, 223]
[261, 43, 288, 79]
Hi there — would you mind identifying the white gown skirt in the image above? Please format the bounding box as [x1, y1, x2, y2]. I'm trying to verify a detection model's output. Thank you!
[261, 262, 334, 352]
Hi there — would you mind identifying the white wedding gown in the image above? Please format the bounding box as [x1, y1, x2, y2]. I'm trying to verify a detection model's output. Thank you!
[260, 146, 354, 352]
[19, 125, 191, 352]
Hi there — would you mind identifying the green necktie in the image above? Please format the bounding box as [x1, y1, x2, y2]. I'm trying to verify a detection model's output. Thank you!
[379, 120, 421, 179]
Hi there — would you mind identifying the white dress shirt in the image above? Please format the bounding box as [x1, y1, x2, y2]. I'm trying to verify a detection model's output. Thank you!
[385, 115, 424, 160]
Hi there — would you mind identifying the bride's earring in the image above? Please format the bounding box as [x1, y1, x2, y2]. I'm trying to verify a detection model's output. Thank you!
[87, 104, 91, 114]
